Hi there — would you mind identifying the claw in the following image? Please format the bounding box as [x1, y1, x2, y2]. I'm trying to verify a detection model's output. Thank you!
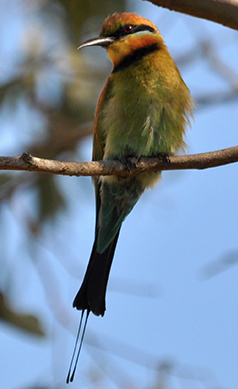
[120, 157, 137, 173]
[157, 152, 170, 165]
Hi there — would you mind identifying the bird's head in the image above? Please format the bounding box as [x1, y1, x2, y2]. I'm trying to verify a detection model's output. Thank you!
[78, 13, 165, 68]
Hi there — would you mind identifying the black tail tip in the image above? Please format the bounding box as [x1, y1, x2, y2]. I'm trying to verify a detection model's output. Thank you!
[66, 310, 90, 383]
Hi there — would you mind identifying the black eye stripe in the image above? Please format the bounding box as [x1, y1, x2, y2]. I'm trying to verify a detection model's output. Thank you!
[109, 24, 156, 40]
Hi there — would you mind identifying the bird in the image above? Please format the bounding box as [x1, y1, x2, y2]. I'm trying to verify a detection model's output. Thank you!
[67, 12, 193, 382]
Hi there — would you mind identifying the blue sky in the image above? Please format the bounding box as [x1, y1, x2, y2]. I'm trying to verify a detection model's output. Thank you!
[1, 1, 238, 388]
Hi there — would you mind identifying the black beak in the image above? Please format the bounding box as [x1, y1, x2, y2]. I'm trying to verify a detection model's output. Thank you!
[78, 36, 115, 50]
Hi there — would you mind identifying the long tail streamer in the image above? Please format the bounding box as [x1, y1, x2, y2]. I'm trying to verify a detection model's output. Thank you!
[66, 309, 90, 383]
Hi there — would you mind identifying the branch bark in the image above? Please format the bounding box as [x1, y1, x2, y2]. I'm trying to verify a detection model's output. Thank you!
[146, 0, 238, 31]
[0, 146, 237, 178]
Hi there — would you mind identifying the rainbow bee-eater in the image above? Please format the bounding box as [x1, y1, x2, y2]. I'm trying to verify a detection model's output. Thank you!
[67, 12, 193, 382]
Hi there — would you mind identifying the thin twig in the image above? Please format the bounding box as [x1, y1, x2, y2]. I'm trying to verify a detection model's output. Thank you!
[0, 146, 237, 178]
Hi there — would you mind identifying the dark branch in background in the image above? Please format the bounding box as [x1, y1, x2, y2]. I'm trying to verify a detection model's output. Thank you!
[0, 146, 238, 177]
[147, 0, 238, 31]
[199, 249, 238, 280]
[194, 41, 238, 107]
[173, 39, 238, 108]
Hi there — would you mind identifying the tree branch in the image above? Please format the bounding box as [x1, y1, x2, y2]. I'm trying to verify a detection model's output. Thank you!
[146, 0, 238, 31]
[0, 147, 237, 178]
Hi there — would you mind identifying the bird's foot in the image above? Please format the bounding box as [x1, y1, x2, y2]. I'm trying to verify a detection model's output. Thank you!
[157, 152, 170, 165]
[120, 156, 139, 174]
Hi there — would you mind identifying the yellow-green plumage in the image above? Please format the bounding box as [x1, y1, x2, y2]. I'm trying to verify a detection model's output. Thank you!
[73, 12, 193, 317]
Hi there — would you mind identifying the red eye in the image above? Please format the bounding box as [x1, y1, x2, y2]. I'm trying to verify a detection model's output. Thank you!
[123, 24, 133, 33]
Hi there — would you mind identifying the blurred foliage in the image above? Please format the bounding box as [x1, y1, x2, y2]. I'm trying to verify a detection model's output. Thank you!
[1, 1, 238, 388]
[0, 0, 128, 358]
[0, 0, 125, 226]
[0, 291, 45, 336]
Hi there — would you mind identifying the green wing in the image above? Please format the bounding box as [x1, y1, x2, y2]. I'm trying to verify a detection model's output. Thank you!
[92, 76, 114, 228]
